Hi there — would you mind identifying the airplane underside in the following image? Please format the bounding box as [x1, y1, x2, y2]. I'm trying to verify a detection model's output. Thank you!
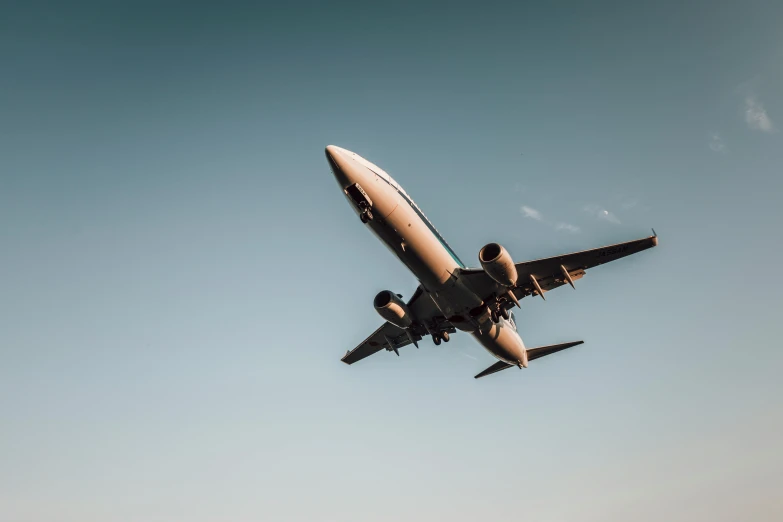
[326, 145, 658, 379]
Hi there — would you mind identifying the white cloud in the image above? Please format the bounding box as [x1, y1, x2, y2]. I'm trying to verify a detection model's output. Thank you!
[519, 205, 580, 233]
[584, 204, 621, 224]
[745, 97, 774, 132]
[555, 222, 581, 233]
[601, 210, 621, 224]
[461, 352, 477, 360]
[708, 133, 725, 153]
[520, 205, 542, 220]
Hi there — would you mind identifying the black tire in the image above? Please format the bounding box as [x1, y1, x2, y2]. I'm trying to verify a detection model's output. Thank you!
[491, 310, 499, 323]
[433, 335, 441, 346]
[360, 213, 369, 223]
[441, 332, 450, 342]
[500, 307, 509, 320]
[365, 210, 373, 221]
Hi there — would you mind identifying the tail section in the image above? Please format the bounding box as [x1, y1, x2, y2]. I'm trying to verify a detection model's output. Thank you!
[474, 360, 513, 379]
[473, 340, 584, 379]
[526, 340, 584, 362]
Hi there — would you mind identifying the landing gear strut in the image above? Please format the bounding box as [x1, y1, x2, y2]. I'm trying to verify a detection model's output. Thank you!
[489, 300, 510, 324]
[359, 208, 374, 223]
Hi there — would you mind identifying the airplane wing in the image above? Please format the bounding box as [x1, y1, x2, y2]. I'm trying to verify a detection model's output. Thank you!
[341, 285, 453, 365]
[461, 233, 658, 304]
[341, 321, 413, 364]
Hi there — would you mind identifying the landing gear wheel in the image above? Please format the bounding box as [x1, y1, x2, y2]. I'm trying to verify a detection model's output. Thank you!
[360, 210, 374, 223]
[491, 310, 499, 323]
[500, 307, 509, 320]
[433, 335, 441, 346]
[441, 331, 450, 342]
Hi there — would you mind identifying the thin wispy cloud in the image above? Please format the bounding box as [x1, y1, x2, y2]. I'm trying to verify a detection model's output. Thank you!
[520, 204, 582, 233]
[745, 97, 774, 132]
[583, 204, 621, 224]
[520, 205, 542, 220]
[461, 352, 477, 361]
[555, 222, 580, 233]
[708, 133, 726, 153]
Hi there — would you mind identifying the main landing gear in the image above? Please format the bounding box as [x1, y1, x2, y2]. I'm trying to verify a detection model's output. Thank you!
[490, 306, 509, 323]
[432, 331, 450, 345]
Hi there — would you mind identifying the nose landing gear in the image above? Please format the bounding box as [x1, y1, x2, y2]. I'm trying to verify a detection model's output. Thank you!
[345, 183, 374, 224]
[359, 208, 374, 223]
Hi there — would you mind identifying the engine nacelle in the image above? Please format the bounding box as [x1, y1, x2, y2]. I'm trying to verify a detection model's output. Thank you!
[373, 290, 413, 329]
[478, 243, 518, 287]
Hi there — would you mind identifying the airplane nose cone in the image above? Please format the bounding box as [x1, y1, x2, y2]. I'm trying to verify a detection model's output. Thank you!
[325, 145, 351, 188]
[325, 144, 339, 159]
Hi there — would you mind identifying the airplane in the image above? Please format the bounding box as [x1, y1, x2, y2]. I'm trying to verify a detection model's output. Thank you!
[325, 145, 658, 379]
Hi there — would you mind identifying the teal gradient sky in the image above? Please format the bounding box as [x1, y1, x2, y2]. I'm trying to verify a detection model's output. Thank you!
[2, 2, 782, 520]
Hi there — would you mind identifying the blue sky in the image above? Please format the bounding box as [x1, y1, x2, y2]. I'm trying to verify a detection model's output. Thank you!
[1, 2, 782, 520]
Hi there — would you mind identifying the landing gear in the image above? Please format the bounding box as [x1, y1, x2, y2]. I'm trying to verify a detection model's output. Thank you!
[488, 299, 510, 324]
[359, 209, 374, 223]
[431, 331, 449, 345]
[346, 183, 374, 224]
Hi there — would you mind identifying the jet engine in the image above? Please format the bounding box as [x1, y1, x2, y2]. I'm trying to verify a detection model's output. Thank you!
[374, 290, 413, 329]
[478, 242, 518, 287]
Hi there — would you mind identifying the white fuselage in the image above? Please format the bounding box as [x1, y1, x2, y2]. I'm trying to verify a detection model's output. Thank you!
[326, 145, 527, 367]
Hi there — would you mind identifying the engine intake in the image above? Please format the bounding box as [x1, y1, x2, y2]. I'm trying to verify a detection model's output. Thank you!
[374, 290, 413, 328]
[479, 243, 518, 287]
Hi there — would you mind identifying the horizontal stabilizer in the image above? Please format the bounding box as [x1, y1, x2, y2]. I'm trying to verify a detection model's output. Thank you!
[527, 341, 584, 362]
[474, 360, 514, 379]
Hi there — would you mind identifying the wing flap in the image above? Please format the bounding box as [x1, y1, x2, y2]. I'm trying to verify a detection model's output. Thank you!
[341, 322, 412, 365]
